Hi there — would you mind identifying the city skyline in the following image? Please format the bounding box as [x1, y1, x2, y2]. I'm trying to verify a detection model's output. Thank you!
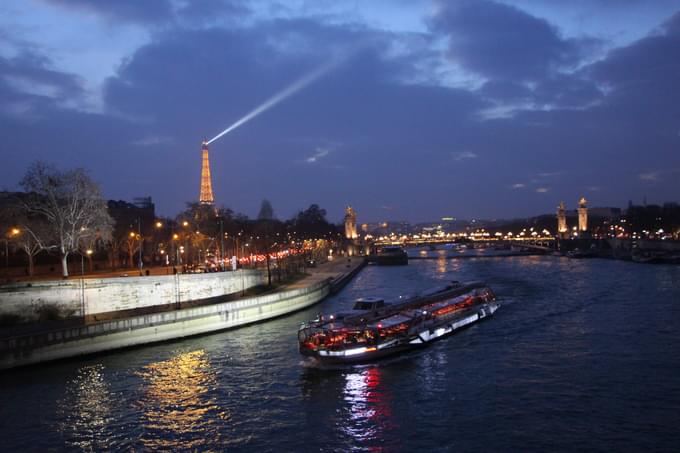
[1, 1, 679, 222]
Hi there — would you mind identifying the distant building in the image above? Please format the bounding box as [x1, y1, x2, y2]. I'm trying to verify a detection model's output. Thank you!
[578, 197, 588, 232]
[344, 206, 358, 239]
[133, 196, 154, 211]
[108, 198, 156, 236]
[588, 207, 622, 219]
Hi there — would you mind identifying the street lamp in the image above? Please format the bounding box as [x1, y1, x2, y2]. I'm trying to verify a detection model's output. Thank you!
[81, 249, 93, 276]
[4, 227, 20, 275]
[219, 219, 225, 271]
[137, 217, 143, 275]
[172, 233, 179, 266]
[182, 220, 190, 266]
[155, 221, 164, 267]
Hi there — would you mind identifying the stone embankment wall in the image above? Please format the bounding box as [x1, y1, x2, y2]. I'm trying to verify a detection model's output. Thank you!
[0, 270, 265, 321]
[0, 278, 330, 370]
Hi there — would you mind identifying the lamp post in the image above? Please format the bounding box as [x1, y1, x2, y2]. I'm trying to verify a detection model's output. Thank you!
[182, 220, 189, 266]
[86, 248, 93, 273]
[172, 232, 179, 266]
[155, 221, 163, 266]
[3, 237, 8, 273]
[138, 217, 143, 275]
[81, 249, 93, 276]
[4, 228, 20, 276]
[219, 219, 225, 271]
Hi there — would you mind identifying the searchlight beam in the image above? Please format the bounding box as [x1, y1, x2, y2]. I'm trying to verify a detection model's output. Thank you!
[206, 58, 342, 145]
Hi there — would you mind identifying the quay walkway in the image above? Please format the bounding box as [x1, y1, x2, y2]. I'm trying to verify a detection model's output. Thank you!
[0, 258, 365, 371]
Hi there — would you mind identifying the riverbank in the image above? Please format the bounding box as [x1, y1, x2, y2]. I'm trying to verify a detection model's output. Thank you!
[0, 258, 365, 370]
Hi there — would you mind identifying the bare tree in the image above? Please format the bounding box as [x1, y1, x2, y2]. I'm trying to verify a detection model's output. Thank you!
[108, 234, 125, 270]
[1, 194, 56, 276]
[79, 226, 112, 273]
[20, 162, 113, 278]
[122, 232, 141, 269]
[15, 218, 53, 276]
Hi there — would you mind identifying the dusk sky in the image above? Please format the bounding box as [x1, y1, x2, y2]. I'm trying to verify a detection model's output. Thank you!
[1, 0, 679, 223]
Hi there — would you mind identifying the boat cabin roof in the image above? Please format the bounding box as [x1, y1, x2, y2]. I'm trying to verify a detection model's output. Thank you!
[352, 297, 385, 310]
[368, 314, 413, 329]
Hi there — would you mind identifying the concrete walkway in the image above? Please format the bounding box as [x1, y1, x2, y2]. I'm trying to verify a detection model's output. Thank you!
[284, 256, 363, 289]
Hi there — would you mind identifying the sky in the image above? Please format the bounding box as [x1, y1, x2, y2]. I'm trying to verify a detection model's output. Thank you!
[1, 0, 679, 223]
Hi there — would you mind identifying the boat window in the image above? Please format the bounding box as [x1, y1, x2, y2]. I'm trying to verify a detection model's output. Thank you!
[353, 300, 385, 310]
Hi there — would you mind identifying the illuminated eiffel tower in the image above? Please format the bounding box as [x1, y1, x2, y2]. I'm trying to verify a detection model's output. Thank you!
[199, 140, 215, 205]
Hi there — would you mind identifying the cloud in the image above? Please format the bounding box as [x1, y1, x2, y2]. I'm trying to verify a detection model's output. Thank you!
[639, 171, 661, 181]
[432, 1, 604, 113]
[511, 183, 525, 189]
[537, 171, 563, 178]
[305, 147, 331, 163]
[0, 52, 84, 107]
[432, 0, 585, 81]
[451, 150, 477, 161]
[131, 135, 174, 146]
[176, 0, 249, 23]
[41, 0, 175, 24]
[586, 11, 680, 105]
[535, 187, 549, 193]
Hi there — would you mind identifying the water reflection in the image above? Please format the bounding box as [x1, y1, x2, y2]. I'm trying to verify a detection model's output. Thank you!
[136, 350, 229, 450]
[339, 367, 396, 449]
[58, 364, 114, 451]
[418, 349, 449, 393]
[437, 255, 447, 273]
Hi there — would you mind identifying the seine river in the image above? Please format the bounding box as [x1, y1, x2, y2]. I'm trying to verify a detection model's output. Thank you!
[1, 251, 679, 452]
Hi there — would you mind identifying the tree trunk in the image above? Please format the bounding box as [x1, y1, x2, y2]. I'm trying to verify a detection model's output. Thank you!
[28, 254, 34, 277]
[61, 253, 69, 278]
[266, 254, 272, 286]
[108, 249, 117, 271]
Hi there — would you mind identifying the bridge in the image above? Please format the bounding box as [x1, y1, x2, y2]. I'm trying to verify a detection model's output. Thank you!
[373, 237, 556, 251]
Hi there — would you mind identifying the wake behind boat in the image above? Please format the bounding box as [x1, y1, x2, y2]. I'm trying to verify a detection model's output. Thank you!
[298, 281, 499, 364]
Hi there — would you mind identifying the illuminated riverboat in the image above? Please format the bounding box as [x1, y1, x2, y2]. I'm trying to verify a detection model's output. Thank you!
[298, 281, 499, 364]
[367, 246, 409, 265]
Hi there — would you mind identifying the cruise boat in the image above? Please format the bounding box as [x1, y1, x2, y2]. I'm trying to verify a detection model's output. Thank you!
[298, 281, 499, 364]
[367, 246, 409, 265]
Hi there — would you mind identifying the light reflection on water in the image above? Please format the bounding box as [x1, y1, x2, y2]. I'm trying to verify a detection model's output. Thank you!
[57, 364, 114, 451]
[135, 350, 229, 451]
[338, 367, 396, 450]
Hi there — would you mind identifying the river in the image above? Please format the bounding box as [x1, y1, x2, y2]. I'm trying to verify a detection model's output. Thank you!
[1, 252, 679, 452]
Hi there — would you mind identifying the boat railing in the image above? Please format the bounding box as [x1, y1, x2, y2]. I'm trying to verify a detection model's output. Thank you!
[341, 282, 488, 326]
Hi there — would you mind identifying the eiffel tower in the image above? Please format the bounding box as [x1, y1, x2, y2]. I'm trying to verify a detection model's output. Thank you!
[199, 140, 215, 205]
